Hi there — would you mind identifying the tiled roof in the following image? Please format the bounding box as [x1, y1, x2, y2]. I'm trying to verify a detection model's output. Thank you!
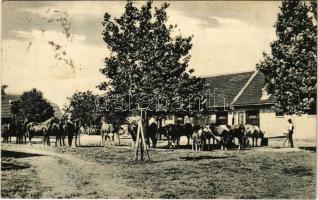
[1, 94, 63, 119]
[1, 94, 20, 118]
[204, 71, 255, 107]
[231, 70, 276, 106]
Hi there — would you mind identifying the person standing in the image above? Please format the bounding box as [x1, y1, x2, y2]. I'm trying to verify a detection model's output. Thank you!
[287, 119, 294, 148]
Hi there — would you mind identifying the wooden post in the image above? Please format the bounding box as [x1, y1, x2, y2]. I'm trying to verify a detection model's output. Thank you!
[134, 122, 141, 160]
[134, 108, 150, 161]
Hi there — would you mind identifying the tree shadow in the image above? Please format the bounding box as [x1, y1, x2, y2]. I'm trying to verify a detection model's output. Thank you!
[1, 150, 44, 159]
[76, 145, 103, 148]
[1, 161, 30, 171]
[298, 146, 316, 152]
[179, 155, 237, 161]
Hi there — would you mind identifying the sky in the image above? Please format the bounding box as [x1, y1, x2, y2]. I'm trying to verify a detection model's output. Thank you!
[2, 1, 281, 108]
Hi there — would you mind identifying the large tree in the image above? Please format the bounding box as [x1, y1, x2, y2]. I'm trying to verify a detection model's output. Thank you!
[65, 90, 98, 127]
[98, 0, 205, 119]
[257, 0, 317, 115]
[11, 88, 54, 122]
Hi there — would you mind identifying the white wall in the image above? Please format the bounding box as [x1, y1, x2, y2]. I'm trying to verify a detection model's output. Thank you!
[259, 108, 316, 140]
[231, 107, 316, 140]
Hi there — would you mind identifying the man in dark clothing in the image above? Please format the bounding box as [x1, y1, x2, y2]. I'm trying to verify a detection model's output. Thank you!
[287, 119, 294, 148]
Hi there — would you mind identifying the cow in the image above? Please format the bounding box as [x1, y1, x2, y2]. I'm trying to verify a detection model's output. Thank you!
[243, 124, 264, 147]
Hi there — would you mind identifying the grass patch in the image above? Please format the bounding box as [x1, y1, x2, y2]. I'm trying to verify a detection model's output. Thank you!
[48, 146, 316, 198]
[1, 158, 45, 198]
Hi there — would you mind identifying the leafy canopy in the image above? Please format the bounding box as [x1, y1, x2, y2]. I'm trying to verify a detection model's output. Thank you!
[11, 88, 54, 122]
[257, 0, 317, 115]
[65, 90, 98, 126]
[98, 0, 205, 116]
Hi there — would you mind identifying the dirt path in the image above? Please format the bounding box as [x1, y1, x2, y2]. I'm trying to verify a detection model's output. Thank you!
[2, 145, 139, 198]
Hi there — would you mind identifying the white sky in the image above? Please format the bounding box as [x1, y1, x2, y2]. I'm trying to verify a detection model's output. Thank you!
[2, 1, 281, 108]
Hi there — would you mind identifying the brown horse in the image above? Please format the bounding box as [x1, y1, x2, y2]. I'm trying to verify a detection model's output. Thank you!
[227, 124, 247, 150]
[62, 118, 81, 147]
[26, 117, 58, 145]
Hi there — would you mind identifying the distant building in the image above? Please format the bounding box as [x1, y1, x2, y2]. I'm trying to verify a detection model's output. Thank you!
[204, 70, 316, 140]
[1, 94, 63, 123]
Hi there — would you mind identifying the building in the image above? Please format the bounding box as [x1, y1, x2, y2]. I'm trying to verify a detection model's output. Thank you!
[1, 94, 63, 123]
[205, 70, 316, 140]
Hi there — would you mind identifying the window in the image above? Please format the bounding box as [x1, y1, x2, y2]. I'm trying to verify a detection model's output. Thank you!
[246, 110, 259, 126]
[238, 112, 244, 124]
[216, 111, 228, 125]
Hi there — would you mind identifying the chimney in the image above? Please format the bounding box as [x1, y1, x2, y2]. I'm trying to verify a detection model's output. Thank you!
[261, 85, 270, 100]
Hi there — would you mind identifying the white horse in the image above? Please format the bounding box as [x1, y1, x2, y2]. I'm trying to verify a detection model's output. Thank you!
[101, 121, 115, 146]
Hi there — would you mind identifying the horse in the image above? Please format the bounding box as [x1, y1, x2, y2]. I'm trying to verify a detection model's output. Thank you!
[128, 122, 138, 148]
[57, 120, 66, 146]
[146, 122, 158, 148]
[209, 124, 231, 150]
[192, 125, 203, 151]
[227, 124, 247, 150]
[14, 123, 26, 144]
[243, 124, 264, 147]
[1, 121, 26, 144]
[26, 117, 58, 145]
[49, 120, 63, 146]
[1, 123, 11, 143]
[62, 119, 80, 147]
[100, 121, 115, 146]
[164, 123, 193, 148]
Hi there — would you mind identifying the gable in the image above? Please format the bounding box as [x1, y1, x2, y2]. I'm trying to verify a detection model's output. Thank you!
[232, 71, 276, 106]
[204, 71, 255, 107]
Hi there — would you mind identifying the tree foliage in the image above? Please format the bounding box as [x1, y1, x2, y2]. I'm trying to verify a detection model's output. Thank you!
[99, 0, 205, 117]
[11, 88, 54, 122]
[66, 91, 98, 126]
[257, 0, 317, 115]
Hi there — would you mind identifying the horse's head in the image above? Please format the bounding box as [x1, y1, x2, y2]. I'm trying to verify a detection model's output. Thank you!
[202, 125, 212, 134]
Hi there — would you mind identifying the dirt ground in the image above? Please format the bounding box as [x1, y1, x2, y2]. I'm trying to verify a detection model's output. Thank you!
[1, 136, 316, 199]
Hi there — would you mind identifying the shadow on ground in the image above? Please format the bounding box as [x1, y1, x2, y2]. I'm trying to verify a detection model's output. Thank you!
[179, 155, 237, 161]
[1, 161, 30, 171]
[76, 145, 103, 148]
[298, 146, 316, 152]
[1, 150, 44, 159]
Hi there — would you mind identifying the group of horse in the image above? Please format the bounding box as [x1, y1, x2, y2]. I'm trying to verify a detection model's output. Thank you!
[2, 116, 264, 151]
[1, 116, 81, 146]
[124, 122, 265, 151]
